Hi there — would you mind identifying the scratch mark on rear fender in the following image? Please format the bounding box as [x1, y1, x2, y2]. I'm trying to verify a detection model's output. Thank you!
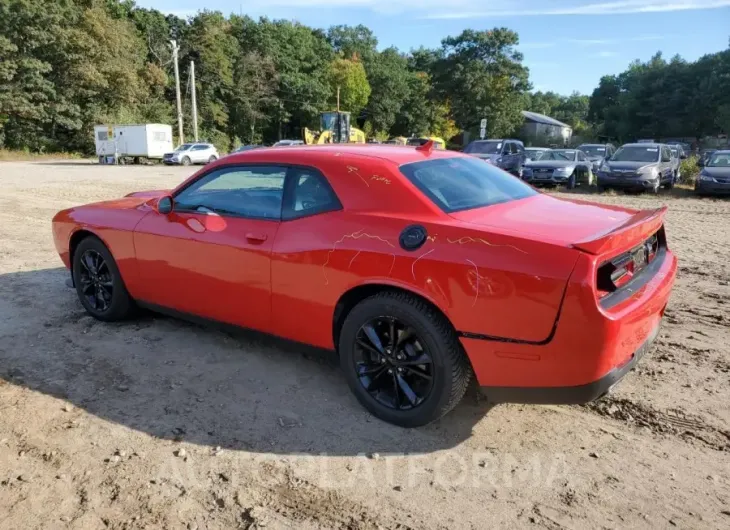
[347, 166, 369, 187]
[370, 175, 391, 184]
[348, 250, 361, 269]
[447, 236, 528, 255]
[426, 235, 437, 242]
[388, 254, 396, 277]
[323, 231, 395, 285]
[411, 249, 435, 281]
[465, 259, 479, 307]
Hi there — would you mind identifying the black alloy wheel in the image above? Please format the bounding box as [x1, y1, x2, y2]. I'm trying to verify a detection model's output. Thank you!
[72, 236, 133, 321]
[78, 249, 113, 313]
[339, 291, 471, 427]
[354, 316, 434, 411]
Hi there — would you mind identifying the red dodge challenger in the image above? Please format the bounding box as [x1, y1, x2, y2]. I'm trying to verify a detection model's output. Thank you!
[52, 143, 677, 427]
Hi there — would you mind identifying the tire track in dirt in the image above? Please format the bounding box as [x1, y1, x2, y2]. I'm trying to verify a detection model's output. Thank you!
[583, 397, 730, 452]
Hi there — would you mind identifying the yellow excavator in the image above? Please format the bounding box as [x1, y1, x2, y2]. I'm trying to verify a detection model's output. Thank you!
[303, 111, 366, 145]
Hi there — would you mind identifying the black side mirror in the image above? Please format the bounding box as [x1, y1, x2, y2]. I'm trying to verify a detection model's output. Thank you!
[157, 196, 174, 214]
[680, 153, 688, 159]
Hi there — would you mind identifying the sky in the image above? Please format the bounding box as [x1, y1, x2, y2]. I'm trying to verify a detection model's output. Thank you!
[137, 0, 730, 95]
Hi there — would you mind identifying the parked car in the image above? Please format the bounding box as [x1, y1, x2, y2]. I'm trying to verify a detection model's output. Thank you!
[232, 145, 264, 153]
[577, 143, 616, 174]
[668, 146, 683, 182]
[163, 143, 219, 166]
[524, 147, 549, 162]
[698, 149, 717, 167]
[695, 150, 730, 196]
[51, 144, 677, 427]
[523, 148, 594, 188]
[596, 143, 675, 193]
[464, 139, 526, 177]
[273, 140, 305, 147]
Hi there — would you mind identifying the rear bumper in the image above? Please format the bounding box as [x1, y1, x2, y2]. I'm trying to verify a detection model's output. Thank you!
[460, 246, 677, 401]
[481, 323, 659, 403]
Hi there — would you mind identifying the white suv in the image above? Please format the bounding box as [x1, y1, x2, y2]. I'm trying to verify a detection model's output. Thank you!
[163, 143, 219, 166]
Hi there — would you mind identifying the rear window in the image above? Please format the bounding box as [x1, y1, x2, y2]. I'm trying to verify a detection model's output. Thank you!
[400, 157, 537, 213]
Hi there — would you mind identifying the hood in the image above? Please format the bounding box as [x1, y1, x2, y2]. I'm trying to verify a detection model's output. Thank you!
[449, 194, 638, 248]
[125, 189, 171, 199]
[525, 160, 575, 169]
[702, 166, 730, 177]
[604, 161, 657, 171]
[585, 155, 604, 162]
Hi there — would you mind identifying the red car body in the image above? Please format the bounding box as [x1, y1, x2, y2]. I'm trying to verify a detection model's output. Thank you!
[52, 144, 677, 404]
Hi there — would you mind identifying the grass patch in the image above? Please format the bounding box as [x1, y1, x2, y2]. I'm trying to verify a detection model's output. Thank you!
[0, 149, 85, 162]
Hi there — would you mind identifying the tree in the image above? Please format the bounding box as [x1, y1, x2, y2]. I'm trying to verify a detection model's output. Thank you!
[327, 58, 370, 117]
[229, 52, 279, 144]
[363, 48, 410, 135]
[434, 28, 530, 138]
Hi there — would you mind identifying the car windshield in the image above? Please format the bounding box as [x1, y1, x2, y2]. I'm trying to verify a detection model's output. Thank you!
[399, 157, 536, 213]
[611, 146, 660, 163]
[525, 149, 546, 161]
[175, 143, 193, 152]
[464, 141, 502, 155]
[578, 145, 606, 156]
[707, 153, 730, 167]
[541, 150, 575, 161]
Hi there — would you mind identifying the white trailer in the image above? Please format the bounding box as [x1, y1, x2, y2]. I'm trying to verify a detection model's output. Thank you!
[94, 124, 174, 163]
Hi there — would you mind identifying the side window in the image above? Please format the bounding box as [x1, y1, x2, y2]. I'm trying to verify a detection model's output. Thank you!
[283, 167, 341, 221]
[502, 142, 511, 154]
[191, 145, 207, 151]
[510, 143, 518, 154]
[174, 165, 286, 219]
[578, 151, 586, 161]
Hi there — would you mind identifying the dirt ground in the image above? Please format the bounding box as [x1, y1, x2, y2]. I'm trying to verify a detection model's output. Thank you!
[0, 160, 728, 530]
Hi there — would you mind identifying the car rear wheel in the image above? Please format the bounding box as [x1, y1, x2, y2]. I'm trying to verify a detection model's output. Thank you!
[181, 156, 191, 166]
[72, 236, 133, 322]
[338, 291, 471, 427]
[207, 155, 217, 164]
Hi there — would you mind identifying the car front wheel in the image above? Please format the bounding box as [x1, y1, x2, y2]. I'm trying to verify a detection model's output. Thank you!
[181, 156, 191, 166]
[72, 236, 133, 321]
[338, 291, 471, 427]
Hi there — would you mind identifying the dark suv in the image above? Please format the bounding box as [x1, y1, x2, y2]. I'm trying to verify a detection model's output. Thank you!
[464, 139, 526, 177]
[577, 143, 616, 174]
[596, 143, 675, 193]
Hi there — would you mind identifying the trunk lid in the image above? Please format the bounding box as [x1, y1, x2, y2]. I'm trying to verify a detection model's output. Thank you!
[450, 194, 664, 256]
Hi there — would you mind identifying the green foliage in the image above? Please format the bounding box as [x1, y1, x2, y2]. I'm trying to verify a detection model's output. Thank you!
[327, 58, 370, 116]
[680, 156, 700, 184]
[3, 1, 726, 154]
[589, 48, 730, 141]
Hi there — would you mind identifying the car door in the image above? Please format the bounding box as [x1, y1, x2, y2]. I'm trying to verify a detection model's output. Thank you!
[269, 166, 344, 347]
[190, 144, 207, 163]
[133, 164, 286, 333]
[659, 146, 673, 182]
[500, 142, 512, 170]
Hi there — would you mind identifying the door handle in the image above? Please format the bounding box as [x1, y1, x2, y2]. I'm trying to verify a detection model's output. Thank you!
[246, 232, 268, 243]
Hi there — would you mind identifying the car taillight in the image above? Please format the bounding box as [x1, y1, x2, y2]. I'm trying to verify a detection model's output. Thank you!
[596, 232, 660, 297]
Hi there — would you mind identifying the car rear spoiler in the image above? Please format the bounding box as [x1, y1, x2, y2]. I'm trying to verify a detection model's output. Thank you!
[571, 206, 667, 255]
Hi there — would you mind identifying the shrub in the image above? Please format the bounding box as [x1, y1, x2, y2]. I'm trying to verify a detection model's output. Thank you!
[680, 156, 700, 185]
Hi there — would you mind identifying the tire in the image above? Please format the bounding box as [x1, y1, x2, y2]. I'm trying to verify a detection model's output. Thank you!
[597, 185, 607, 193]
[207, 155, 217, 164]
[72, 236, 133, 322]
[338, 291, 471, 427]
[181, 156, 191, 166]
[567, 172, 577, 189]
[664, 172, 675, 190]
[98, 156, 104, 164]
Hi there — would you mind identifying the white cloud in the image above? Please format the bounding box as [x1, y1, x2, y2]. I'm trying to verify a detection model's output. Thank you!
[594, 51, 619, 57]
[423, 0, 730, 19]
[566, 34, 664, 45]
[520, 42, 557, 49]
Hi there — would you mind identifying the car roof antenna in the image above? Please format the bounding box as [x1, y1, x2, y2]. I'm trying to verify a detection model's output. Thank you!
[416, 140, 434, 155]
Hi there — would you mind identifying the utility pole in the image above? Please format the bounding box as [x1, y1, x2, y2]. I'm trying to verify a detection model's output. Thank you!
[170, 39, 184, 145]
[190, 61, 199, 142]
